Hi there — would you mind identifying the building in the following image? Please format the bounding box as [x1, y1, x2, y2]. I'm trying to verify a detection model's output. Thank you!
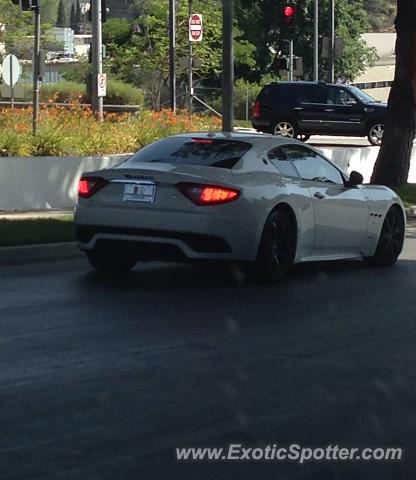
[355, 33, 396, 102]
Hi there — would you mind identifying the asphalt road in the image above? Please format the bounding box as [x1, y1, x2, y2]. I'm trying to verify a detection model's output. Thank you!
[2, 228, 416, 479]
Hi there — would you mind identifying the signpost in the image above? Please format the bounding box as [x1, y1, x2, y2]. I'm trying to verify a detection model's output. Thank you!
[2, 54, 20, 108]
[188, 12, 202, 119]
[189, 13, 202, 42]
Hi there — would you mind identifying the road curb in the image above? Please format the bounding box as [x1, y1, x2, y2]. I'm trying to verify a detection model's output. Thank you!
[0, 242, 83, 266]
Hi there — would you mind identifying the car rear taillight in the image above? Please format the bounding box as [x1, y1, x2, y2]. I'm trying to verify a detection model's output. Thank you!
[177, 182, 240, 206]
[253, 99, 261, 118]
[78, 176, 107, 198]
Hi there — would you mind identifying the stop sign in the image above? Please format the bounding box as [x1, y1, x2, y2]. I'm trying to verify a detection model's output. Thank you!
[189, 13, 203, 42]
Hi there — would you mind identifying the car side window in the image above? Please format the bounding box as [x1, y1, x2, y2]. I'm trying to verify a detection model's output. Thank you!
[280, 145, 344, 185]
[327, 87, 357, 106]
[267, 147, 300, 178]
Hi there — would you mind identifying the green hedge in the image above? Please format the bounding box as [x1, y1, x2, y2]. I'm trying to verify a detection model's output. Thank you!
[1, 80, 144, 106]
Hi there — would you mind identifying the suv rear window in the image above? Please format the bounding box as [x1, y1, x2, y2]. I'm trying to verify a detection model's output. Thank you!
[126, 137, 252, 169]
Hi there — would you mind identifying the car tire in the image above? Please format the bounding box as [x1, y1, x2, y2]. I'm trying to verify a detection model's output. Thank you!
[273, 120, 298, 139]
[367, 122, 384, 146]
[366, 206, 404, 267]
[86, 247, 138, 273]
[254, 209, 296, 284]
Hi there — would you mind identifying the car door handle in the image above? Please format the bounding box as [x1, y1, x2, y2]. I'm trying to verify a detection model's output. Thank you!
[324, 108, 335, 112]
[313, 192, 325, 200]
[293, 107, 303, 111]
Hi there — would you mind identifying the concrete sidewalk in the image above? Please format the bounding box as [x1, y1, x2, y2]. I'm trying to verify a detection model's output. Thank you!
[0, 209, 73, 220]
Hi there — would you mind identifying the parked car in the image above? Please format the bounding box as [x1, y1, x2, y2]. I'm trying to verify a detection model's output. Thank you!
[74, 132, 405, 283]
[252, 81, 387, 146]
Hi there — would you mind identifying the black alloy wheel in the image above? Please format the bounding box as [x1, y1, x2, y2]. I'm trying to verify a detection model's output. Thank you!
[255, 210, 296, 283]
[368, 207, 405, 266]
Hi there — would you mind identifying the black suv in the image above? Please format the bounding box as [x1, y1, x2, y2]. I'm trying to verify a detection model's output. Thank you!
[252, 81, 387, 145]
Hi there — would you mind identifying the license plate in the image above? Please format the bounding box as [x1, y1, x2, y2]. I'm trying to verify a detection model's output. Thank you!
[123, 183, 156, 203]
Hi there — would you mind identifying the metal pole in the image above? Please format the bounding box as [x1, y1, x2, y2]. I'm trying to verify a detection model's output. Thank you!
[91, 0, 103, 120]
[222, 0, 234, 132]
[10, 58, 14, 109]
[314, 0, 318, 81]
[288, 39, 293, 81]
[169, 0, 176, 112]
[328, 0, 335, 83]
[32, 6, 41, 135]
[188, 0, 193, 118]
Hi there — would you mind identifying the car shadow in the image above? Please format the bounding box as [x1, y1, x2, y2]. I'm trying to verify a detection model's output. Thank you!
[79, 257, 377, 293]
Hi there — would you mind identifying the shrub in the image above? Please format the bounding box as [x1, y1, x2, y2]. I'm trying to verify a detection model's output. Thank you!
[105, 80, 144, 105]
[0, 105, 221, 156]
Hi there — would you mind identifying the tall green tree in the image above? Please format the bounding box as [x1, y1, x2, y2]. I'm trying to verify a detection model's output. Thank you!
[371, 0, 416, 186]
[56, 0, 67, 27]
[40, 0, 59, 25]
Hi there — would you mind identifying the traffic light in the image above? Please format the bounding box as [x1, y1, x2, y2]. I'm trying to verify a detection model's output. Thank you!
[280, 2, 297, 39]
[11, 0, 38, 10]
[101, 0, 109, 22]
[87, 0, 109, 22]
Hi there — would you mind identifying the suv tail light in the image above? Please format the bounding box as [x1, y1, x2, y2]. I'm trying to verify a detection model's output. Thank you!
[78, 176, 108, 198]
[253, 99, 261, 118]
[177, 182, 240, 206]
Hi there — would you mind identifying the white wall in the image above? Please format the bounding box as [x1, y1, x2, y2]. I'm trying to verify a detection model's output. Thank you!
[0, 148, 415, 212]
[0, 154, 130, 212]
[319, 146, 416, 184]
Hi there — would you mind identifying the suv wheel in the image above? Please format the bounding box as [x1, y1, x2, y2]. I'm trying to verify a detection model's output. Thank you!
[273, 120, 297, 138]
[367, 122, 384, 146]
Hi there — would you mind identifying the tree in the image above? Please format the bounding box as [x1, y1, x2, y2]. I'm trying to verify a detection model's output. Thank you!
[56, 0, 67, 27]
[235, 0, 376, 82]
[105, 0, 256, 108]
[1, 0, 34, 57]
[70, 0, 81, 33]
[370, 0, 416, 186]
[40, 0, 59, 25]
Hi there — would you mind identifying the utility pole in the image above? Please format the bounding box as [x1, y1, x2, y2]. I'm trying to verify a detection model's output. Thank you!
[32, 2, 41, 135]
[91, 0, 103, 120]
[222, 0, 234, 132]
[328, 0, 335, 83]
[188, 0, 193, 118]
[288, 39, 294, 81]
[314, 0, 318, 81]
[169, 0, 176, 112]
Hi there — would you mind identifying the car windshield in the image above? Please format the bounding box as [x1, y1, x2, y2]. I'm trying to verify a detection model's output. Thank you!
[126, 137, 252, 169]
[347, 86, 377, 103]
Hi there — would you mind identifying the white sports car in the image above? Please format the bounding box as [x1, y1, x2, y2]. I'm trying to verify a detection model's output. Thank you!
[74, 132, 405, 282]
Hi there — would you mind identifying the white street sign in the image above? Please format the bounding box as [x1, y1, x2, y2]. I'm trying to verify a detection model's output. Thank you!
[189, 14, 203, 42]
[97, 73, 107, 97]
[2, 54, 21, 86]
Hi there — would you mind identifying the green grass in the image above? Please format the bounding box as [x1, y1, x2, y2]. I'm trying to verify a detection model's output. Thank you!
[0, 216, 74, 247]
[234, 120, 252, 128]
[393, 184, 416, 208]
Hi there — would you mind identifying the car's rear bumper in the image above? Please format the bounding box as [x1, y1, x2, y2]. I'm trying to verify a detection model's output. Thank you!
[74, 203, 260, 262]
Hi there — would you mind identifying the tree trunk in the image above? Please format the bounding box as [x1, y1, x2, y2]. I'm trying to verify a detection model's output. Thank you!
[370, 0, 416, 186]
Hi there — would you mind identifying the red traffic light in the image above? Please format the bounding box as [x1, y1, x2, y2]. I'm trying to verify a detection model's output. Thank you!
[283, 5, 295, 17]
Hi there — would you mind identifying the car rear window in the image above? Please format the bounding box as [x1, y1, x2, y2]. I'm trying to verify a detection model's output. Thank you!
[126, 137, 252, 169]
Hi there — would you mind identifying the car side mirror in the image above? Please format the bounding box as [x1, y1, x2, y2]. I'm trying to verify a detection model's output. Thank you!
[348, 170, 363, 186]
